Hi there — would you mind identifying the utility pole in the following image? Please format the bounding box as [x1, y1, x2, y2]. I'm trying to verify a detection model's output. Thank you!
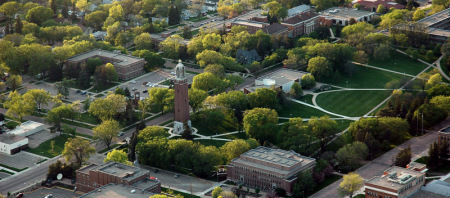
[422, 113, 424, 135]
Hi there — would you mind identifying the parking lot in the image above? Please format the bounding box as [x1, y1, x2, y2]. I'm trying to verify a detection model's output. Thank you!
[27, 130, 58, 148]
[23, 186, 81, 198]
[0, 151, 47, 171]
[147, 167, 218, 195]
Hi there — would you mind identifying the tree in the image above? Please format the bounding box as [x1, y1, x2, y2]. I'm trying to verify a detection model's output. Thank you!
[0, 2, 21, 21]
[54, 79, 74, 98]
[336, 142, 368, 171]
[23, 89, 52, 115]
[353, 50, 368, 64]
[159, 35, 184, 59]
[353, 3, 361, 9]
[147, 87, 174, 114]
[6, 75, 22, 92]
[212, 186, 223, 198]
[293, 171, 316, 197]
[204, 64, 225, 77]
[62, 137, 95, 167]
[61, 4, 69, 18]
[427, 73, 442, 88]
[220, 139, 251, 162]
[349, 18, 356, 25]
[181, 121, 193, 140]
[202, 33, 222, 50]
[426, 50, 434, 62]
[134, 33, 152, 50]
[192, 72, 224, 92]
[373, 44, 391, 62]
[93, 120, 120, 149]
[109, 4, 124, 21]
[188, 89, 207, 113]
[243, 108, 279, 144]
[394, 145, 412, 167]
[309, 116, 339, 151]
[132, 50, 165, 71]
[46, 104, 72, 132]
[168, 6, 179, 26]
[301, 74, 316, 89]
[338, 172, 364, 198]
[104, 149, 132, 165]
[311, 0, 338, 11]
[4, 91, 34, 122]
[26, 6, 54, 26]
[182, 26, 192, 39]
[413, 9, 425, 21]
[307, 56, 332, 80]
[377, 4, 386, 13]
[89, 94, 126, 121]
[289, 82, 303, 99]
[14, 17, 23, 34]
[138, 126, 167, 142]
[85, 11, 108, 30]
[94, 63, 118, 89]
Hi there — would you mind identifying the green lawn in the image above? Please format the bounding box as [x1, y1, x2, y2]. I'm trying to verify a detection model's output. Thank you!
[320, 65, 410, 88]
[192, 116, 238, 136]
[299, 94, 314, 105]
[194, 139, 228, 148]
[27, 134, 72, 158]
[78, 112, 100, 125]
[187, 16, 208, 22]
[316, 90, 388, 117]
[278, 102, 338, 118]
[168, 24, 186, 29]
[368, 52, 428, 75]
[88, 82, 119, 93]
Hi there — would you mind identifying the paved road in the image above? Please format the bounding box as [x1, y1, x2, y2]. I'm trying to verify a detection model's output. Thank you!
[310, 116, 450, 198]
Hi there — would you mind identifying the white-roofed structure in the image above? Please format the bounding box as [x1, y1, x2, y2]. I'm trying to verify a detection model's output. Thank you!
[287, 5, 311, 18]
[7, 121, 44, 137]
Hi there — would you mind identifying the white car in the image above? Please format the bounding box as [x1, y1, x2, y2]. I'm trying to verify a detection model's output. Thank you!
[130, 80, 136, 84]
[170, 71, 176, 75]
[131, 87, 137, 91]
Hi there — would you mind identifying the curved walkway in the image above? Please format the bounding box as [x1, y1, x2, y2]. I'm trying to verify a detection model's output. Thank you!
[435, 55, 450, 81]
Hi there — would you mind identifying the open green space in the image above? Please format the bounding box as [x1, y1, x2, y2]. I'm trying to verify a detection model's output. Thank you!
[218, 132, 248, 140]
[299, 94, 314, 105]
[192, 116, 237, 136]
[79, 112, 100, 125]
[27, 134, 71, 158]
[194, 139, 228, 148]
[316, 90, 388, 117]
[368, 52, 428, 75]
[320, 65, 410, 88]
[88, 82, 119, 93]
[278, 102, 338, 118]
[168, 24, 186, 29]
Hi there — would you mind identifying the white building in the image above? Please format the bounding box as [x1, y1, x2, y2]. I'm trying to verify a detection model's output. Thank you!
[0, 134, 28, 155]
[7, 121, 44, 137]
[245, 68, 309, 93]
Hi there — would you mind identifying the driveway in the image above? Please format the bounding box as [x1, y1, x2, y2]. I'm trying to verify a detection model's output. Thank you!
[310, 116, 450, 198]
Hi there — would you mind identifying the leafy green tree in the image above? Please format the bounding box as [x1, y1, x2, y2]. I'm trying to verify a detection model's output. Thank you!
[338, 172, 364, 198]
[293, 171, 316, 197]
[336, 142, 368, 171]
[243, 108, 279, 144]
[147, 87, 174, 114]
[307, 56, 331, 80]
[426, 50, 434, 62]
[212, 187, 223, 198]
[62, 137, 95, 167]
[14, 17, 23, 34]
[377, 4, 386, 13]
[353, 3, 361, 9]
[188, 88, 208, 113]
[430, 95, 450, 114]
[23, 89, 52, 115]
[85, 11, 108, 30]
[104, 149, 132, 165]
[204, 64, 225, 77]
[247, 88, 278, 110]
[413, 9, 425, 21]
[427, 141, 440, 168]
[182, 26, 192, 39]
[4, 91, 34, 122]
[0, 2, 21, 21]
[220, 139, 251, 162]
[289, 82, 303, 99]
[6, 75, 22, 92]
[159, 35, 184, 59]
[311, 0, 338, 11]
[45, 103, 71, 132]
[373, 44, 391, 61]
[134, 33, 153, 50]
[26, 6, 54, 26]
[309, 116, 339, 151]
[93, 120, 120, 149]
[192, 72, 224, 92]
[89, 95, 126, 121]
[54, 79, 74, 98]
[138, 126, 168, 142]
[132, 50, 165, 71]
[394, 145, 412, 167]
[301, 74, 316, 89]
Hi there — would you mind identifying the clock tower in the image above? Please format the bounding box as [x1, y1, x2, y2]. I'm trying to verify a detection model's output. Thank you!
[173, 60, 191, 134]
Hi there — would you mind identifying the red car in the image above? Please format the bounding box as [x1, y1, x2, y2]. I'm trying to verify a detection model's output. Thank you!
[16, 193, 24, 198]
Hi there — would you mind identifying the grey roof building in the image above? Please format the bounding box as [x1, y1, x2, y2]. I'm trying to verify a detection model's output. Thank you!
[236, 49, 261, 65]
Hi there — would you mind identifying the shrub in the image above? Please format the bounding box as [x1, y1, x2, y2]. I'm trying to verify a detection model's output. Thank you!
[6, 122, 19, 129]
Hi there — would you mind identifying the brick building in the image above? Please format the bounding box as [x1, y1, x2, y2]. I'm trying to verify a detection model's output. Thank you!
[438, 126, 450, 155]
[76, 161, 160, 193]
[231, 20, 269, 34]
[319, 7, 375, 26]
[282, 12, 320, 37]
[66, 49, 146, 80]
[364, 166, 425, 198]
[227, 146, 316, 195]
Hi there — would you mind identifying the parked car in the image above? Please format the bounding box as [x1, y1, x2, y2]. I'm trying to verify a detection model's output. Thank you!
[80, 91, 87, 95]
[76, 90, 81, 93]
[118, 132, 125, 137]
[45, 194, 53, 198]
[174, 174, 179, 178]
[132, 87, 137, 91]
[170, 71, 176, 75]
[143, 90, 148, 93]
[16, 193, 24, 198]
[130, 80, 136, 84]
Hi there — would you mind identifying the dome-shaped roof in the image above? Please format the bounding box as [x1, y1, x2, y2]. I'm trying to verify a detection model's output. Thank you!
[175, 59, 184, 69]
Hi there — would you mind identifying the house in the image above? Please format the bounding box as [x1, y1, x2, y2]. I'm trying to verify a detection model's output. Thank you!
[0, 134, 28, 155]
[76, 161, 161, 193]
[282, 12, 320, 37]
[319, 7, 376, 26]
[227, 146, 316, 195]
[354, 0, 405, 12]
[365, 166, 426, 198]
[244, 68, 309, 93]
[236, 49, 261, 65]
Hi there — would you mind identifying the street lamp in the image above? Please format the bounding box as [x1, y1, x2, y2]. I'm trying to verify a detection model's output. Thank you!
[421, 113, 424, 135]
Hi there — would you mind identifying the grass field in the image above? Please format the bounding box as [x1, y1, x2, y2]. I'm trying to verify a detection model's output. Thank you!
[194, 139, 228, 148]
[299, 94, 314, 105]
[188, 16, 208, 22]
[316, 90, 388, 117]
[168, 24, 186, 29]
[320, 65, 410, 88]
[278, 102, 338, 118]
[27, 134, 71, 158]
[368, 52, 428, 75]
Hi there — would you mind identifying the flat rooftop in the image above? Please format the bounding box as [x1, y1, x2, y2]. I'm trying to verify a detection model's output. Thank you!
[78, 164, 99, 174]
[7, 121, 44, 136]
[79, 184, 155, 198]
[366, 166, 425, 191]
[418, 8, 450, 27]
[232, 20, 267, 28]
[132, 178, 160, 190]
[231, 146, 316, 176]
[67, 49, 144, 66]
[256, 68, 308, 85]
[97, 161, 149, 181]
[0, 134, 26, 144]
[320, 7, 374, 21]
[288, 5, 311, 17]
